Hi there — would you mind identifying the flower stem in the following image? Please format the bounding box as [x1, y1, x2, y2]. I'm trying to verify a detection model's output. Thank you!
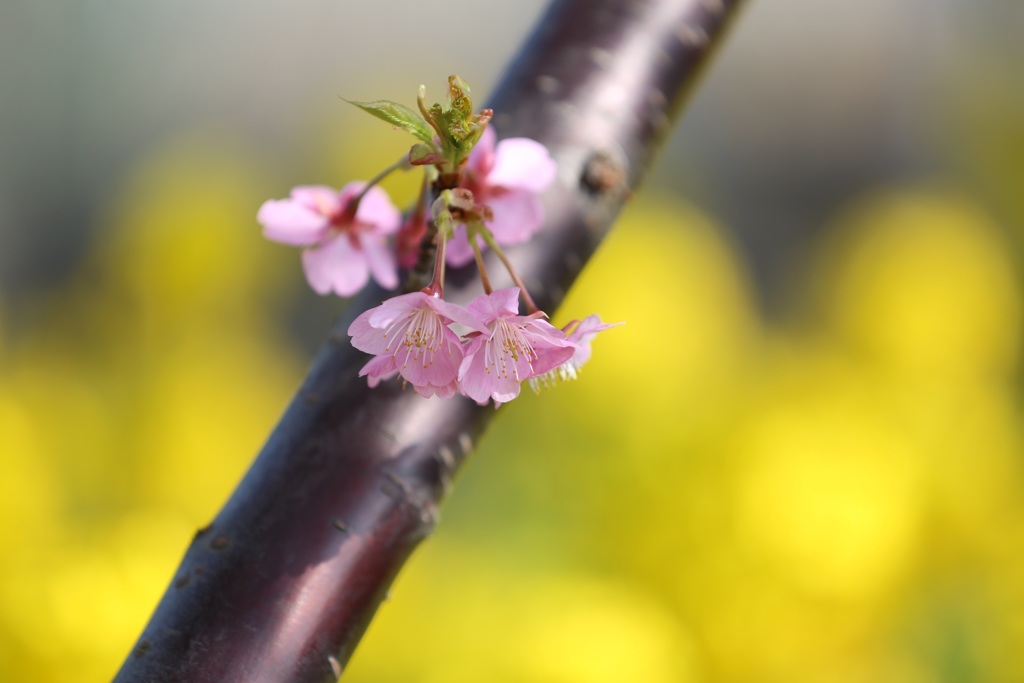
[469, 230, 493, 294]
[478, 228, 540, 313]
[423, 223, 448, 297]
[349, 156, 412, 215]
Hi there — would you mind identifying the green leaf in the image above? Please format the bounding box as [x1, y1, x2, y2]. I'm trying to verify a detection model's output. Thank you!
[346, 99, 434, 143]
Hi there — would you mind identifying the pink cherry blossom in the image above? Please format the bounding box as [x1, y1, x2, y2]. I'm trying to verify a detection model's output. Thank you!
[258, 182, 401, 296]
[530, 314, 622, 391]
[348, 291, 484, 398]
[446, 127, 557, 267]
[457, 288, 576, 405]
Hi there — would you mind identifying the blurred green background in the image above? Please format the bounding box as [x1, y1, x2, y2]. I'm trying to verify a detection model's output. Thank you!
[2, 1, 1024, 681]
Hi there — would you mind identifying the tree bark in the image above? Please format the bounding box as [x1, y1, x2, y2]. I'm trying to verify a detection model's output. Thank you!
[114, 0, 745, 680]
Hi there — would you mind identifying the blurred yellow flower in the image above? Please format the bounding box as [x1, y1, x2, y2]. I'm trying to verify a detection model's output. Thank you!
[817, 189, 1021, 380]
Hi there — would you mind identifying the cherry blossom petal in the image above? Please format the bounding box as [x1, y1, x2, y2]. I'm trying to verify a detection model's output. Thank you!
[301, 235, 368, 296]
[359, 354, 399, 386]
[487, 138, 557, 193]
[427, 295, 490, 333]
[484, 190, 544, 246]
[351, 185, 402, 235]
[349, 304, 396, 355]
[258, 199, 327, 246]
[466, 287, 522, 321]
[365, 292, 484, 335]
[520, 319, 577, 375]
[290, 185, 343, 216]
[365, 297, 418, 329]
[413, 379, 459, 399]
[457, 336, 521, 405]
[530, 314, 622, 391]
[467, 126, 497, 178]
[360, 235, 399, 290]
[568, 314, 622, 367]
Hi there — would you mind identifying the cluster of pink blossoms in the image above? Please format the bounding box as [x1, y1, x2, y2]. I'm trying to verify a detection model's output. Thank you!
[349, 287, 616, 405]
[257, 77, 618, 406]
[258, 124, 555, 294]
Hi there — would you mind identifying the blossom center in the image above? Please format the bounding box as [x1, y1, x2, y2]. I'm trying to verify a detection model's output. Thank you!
[325, 213, 375, 249]
[383, 308, 445, 370]
[483, 319, 538, 380]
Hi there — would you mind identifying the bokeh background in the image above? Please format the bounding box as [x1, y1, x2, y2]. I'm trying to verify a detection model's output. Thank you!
[2, 0, 1024, 681]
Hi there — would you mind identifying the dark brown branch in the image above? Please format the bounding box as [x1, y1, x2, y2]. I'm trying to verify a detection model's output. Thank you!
[113, 1, 745, 681]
